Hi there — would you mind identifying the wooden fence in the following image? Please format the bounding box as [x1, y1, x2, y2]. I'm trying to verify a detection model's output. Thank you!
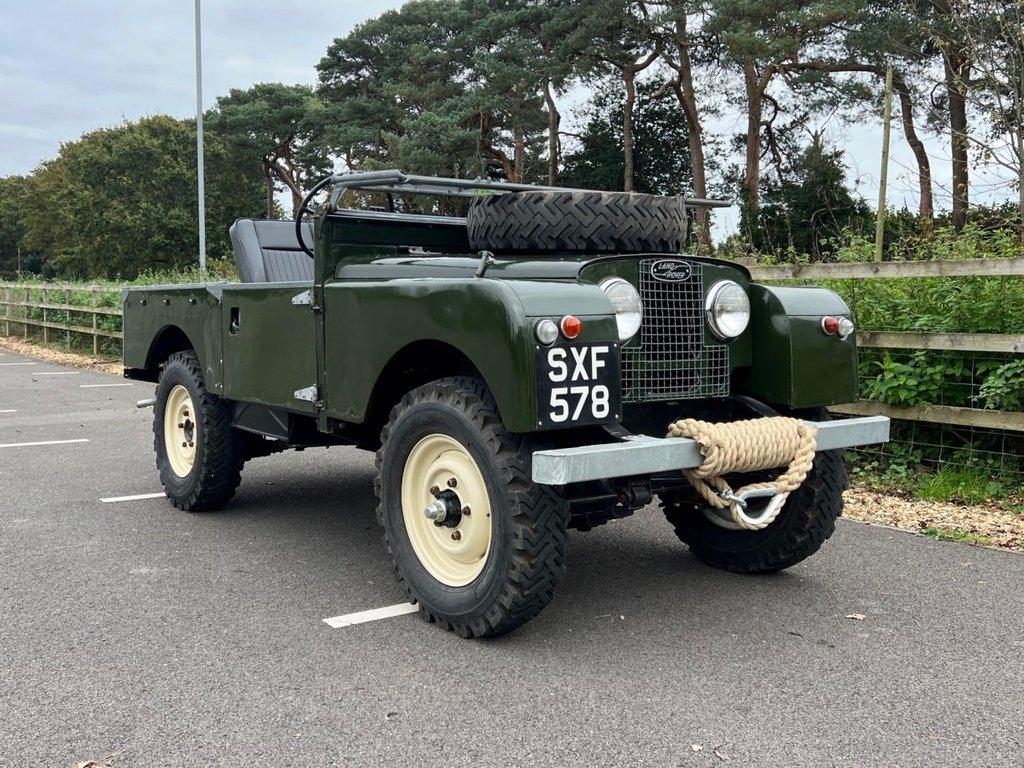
[746, 257, 1024, 432]
[1, 283, 122, 355]
[3, 260, 1023, 432]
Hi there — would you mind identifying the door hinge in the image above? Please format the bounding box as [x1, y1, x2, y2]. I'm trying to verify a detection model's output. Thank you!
[291, 289, 312, 306]
[294, 385, 318, 403]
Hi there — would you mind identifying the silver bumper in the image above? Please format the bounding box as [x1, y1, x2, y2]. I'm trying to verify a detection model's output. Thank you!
[531, 415, 890, 485]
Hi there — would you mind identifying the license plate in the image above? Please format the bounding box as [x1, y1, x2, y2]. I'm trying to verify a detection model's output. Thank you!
[536, 343, 620, 428]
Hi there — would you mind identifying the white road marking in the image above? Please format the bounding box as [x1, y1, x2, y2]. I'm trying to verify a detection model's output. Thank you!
[0, 409, 16, 413]
[0, 362, 35, 366]
[323, 602, 419, 628]
[100, 492, 166, 503]
[0, 438, 90, 449]
[80, 383, 133, 388]
[33, 371, 79, 376]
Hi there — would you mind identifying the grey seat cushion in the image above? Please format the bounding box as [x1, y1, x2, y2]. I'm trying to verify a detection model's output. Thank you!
[229, 219, 314, 283]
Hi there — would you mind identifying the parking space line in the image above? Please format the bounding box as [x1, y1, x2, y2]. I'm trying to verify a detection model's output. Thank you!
[100, 492, 165, 503]
[80, 383, 133, 388]
[323, 602, 419, 628]
[33, 371, 79, 376]
[0, 410, 16, 414]
[0, 439, 90, 449]
[0, 362, 36, 366]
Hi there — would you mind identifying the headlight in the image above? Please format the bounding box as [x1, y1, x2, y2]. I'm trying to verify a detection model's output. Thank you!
[599, 277, 643, 341]
[705, 280, 750, 339]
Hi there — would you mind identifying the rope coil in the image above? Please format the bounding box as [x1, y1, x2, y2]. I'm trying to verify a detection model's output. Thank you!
[666, 417, 818, 530]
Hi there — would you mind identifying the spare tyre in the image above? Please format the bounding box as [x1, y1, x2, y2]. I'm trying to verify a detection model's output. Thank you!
[466, 190, 686, 254]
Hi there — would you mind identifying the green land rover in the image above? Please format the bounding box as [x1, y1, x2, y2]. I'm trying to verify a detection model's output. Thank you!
[123, 170, 889, 637]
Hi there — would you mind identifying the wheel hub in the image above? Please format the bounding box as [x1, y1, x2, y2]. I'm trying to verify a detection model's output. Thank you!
[164, 384, 198, 478]
[401, 434, 493, 587]
[424, 487, 464, 528]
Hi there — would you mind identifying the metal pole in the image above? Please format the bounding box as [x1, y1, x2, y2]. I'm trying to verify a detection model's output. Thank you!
[874, 61, 894, 262]
[194, 0, 207, 275]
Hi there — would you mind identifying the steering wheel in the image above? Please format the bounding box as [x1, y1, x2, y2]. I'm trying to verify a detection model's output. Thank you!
[295, 174, 336, 258]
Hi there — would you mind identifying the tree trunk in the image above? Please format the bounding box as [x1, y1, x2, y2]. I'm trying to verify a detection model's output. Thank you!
[513, 123, 525, 183]
[944, 52, 971, 230]
[542, 81, 561, 186]
[788, 60, 935, 235]
[263, 161, 276, 220]
[479, 111, 516, 181]
[1017, 78, 1024, 242]
[623, 69, 637, 193]
[668, 18, 711, 252]
[893, 76, 934, 235]
[742, 60, 764, 241]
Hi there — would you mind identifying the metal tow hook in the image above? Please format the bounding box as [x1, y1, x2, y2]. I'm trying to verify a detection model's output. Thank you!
[719, 487, 786, 524]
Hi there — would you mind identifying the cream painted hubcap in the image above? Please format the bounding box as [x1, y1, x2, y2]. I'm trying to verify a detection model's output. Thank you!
[164, 385, 197, 478]
[401, 434, 493, 587]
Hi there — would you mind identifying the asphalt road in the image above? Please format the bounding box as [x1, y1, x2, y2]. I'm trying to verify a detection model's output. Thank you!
[1, 347, 1022, 768]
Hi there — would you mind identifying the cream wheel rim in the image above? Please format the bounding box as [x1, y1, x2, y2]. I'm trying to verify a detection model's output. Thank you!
[164, 385, 198, 478]
[401, 434, 493, 587]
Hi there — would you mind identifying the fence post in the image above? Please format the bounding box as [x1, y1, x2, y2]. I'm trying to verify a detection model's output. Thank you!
[92, 287, 100, 355]
[23, 287, 28, 339]
[3, 286, 9, 337]
[42, 287, 49, 345]
[66, 287, 72, 348]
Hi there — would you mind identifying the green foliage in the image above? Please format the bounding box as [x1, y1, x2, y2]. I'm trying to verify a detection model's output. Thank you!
[919, 527, 994, 546]
[207, 83, 330, 218]
[859, 352, 953, 406]
[13, 116, 263, 280]
[916, 467, 1007, 505]
[757, 138, 873, 260]
[0, 176, 31, 277]
[561, 80, 693, 195]
[976, 361, 1024, 411]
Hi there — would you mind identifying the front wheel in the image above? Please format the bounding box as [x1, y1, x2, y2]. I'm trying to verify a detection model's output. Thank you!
[153, 350, 243, 511]
[660, 411, 847, 574]
[375, 377, 570, 638]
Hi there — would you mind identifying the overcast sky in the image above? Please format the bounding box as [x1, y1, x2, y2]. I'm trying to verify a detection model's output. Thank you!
[2, 1, 1008, 238]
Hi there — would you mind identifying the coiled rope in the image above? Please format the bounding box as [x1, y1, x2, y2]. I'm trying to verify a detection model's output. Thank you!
[666, 417, 818, 530]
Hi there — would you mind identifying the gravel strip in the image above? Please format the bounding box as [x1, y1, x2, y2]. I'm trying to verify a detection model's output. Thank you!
[844, 486, 1024, 552]
[0, 336, 121, 374]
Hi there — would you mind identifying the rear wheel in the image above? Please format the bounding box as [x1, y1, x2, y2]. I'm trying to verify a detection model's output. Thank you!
[154, 350, 243, 511]
[375, 377, 570, 638]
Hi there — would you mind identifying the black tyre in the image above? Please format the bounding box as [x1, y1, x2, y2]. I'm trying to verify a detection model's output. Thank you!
[375, 376, 570, 638]
[153, 350, 243, 511]
[466, 190, 686, 253]
[660, 413, 847, 574]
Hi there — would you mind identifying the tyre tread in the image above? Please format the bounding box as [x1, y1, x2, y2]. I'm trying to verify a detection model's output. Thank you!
[154, 350, 243, 512]
[375, 376, 570, 638]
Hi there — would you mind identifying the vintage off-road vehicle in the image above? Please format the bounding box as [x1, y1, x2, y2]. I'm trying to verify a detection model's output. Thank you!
[123, 170, 889, 637]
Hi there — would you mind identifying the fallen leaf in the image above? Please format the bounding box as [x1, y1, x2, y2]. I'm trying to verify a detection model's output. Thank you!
[846, 613, 866, 621]
[691, 744, 704, 752]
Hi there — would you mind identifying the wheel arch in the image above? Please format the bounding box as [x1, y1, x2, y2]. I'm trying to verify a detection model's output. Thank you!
[363, 339, 493, 434]
[147, 324, 196, 369]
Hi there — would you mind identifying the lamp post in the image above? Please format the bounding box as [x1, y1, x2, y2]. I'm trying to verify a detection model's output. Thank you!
[194, 0, 207, 275]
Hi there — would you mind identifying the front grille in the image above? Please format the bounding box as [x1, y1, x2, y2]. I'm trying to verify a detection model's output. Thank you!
[621, 259, 729, 402]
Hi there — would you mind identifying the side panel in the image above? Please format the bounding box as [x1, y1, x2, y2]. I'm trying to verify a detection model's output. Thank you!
[122, 285, 225, 393]
[219, 284, 317, 414]
[739, 285, 858, 407]
[321, 278, 619, 432]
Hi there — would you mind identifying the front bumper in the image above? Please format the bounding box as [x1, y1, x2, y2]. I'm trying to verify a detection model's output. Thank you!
[531, 415, 890, 485]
